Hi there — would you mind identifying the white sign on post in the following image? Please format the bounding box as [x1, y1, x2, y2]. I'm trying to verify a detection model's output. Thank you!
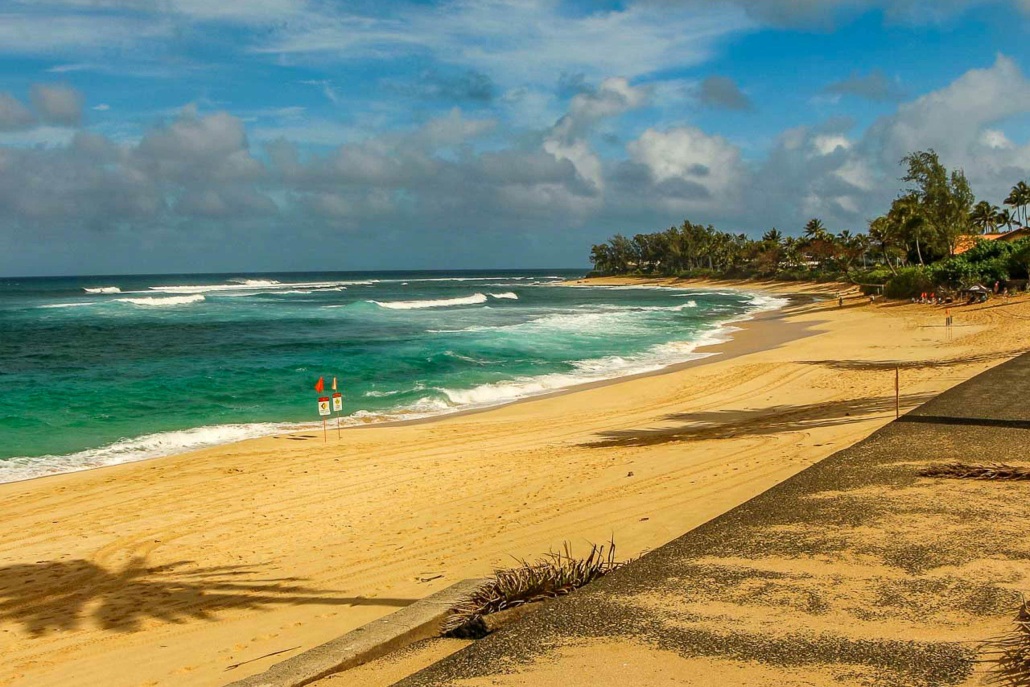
[318, 397, 331, 416]
[332, 393, 343, 412]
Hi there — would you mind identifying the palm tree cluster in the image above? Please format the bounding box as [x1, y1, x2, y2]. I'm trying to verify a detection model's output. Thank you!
[969, 180, 1028, 234]
[589, 150, 1029, 294]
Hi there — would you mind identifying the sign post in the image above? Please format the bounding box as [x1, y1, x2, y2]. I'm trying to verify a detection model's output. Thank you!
[895, 367, 900, 419]
[318, 396, 331, 442]
[332, 392, 343, 438]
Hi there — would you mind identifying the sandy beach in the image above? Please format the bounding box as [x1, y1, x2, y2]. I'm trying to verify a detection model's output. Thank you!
[3, 279, 1030, 687]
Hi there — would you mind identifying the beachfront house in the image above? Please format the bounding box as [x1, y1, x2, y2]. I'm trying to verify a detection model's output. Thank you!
[953, 227, 1030, 255]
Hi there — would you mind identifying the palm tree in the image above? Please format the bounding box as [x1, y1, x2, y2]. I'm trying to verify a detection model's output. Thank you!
[1005, 181, 1030, 229]
[970, 200, 1000, 234]
[868, 215, 901, 274]
[803, 218, 827, 239]
[762, 228, 783, 245]
[997, 208, 1015, 231]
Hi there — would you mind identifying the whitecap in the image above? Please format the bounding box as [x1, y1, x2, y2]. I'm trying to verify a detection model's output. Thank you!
[83, 286, 121, 294]
[40, 302, 95, 309]
[0, 422, 298, 484]
[146, 280, 372, 294]
[371, 293, 489, 310]
[116, 294, 206, 307]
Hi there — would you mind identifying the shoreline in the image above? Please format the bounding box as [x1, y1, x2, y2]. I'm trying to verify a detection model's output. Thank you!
[0, 281, 815, 485]
[4, 279, 1027, 687]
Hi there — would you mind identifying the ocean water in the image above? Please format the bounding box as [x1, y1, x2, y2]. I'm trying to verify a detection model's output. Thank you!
[0, 270, 785, 483]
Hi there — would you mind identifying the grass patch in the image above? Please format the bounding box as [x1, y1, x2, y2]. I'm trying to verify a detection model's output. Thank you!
[442, 541, 624, 639]
[919, 464, 1030, 481]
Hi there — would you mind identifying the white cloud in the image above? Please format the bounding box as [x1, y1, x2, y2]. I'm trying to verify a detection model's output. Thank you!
[30, 84, 84, 126]
[0, 13, 171, 54]
[259, 0, 753, 86]
[812, 134, 851, 156]
[627, 126, 745, 207]
[544, 78, 651, 192]
[0, 93, 34, 131]
[980, 129, 1012, 149]
[868, 55, 1030, 165]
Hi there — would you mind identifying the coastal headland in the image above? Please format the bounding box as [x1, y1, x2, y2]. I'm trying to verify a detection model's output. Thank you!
[2, 278, 1029, 687]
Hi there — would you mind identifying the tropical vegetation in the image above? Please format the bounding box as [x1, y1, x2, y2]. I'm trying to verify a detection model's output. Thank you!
[589, 149, 1030, 298]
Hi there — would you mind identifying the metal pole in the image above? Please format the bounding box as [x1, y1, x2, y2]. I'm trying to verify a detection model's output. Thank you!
[895, 367, 900, 419]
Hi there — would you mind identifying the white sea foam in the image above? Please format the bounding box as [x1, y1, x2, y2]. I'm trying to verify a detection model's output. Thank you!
[40, 302, 95, 309]
[0, 422, 299, 484]
[379, 276, 560, 284]
[747, 293, 790, 312]
[433, 336, 718, 410]
[229, 278, 281, 286]
[371, 293, 489, 310]
[147, 280, 373, 294]
[417, 292, 784, 413]
[488, 292, 518, 300]
[83, 286, 121, 294]
[364, 389, 404, 398]
[116, 294, 206, 307]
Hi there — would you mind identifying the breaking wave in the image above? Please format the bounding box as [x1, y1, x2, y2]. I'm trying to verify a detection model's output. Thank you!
[372, 293, 489, 310]
[116, 295, 206, 307]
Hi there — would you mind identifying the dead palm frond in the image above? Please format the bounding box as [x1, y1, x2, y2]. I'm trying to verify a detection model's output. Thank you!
[919, 463, 1030, 481]
[982, 595, 1030, 685]
[442, 540, 624, 638]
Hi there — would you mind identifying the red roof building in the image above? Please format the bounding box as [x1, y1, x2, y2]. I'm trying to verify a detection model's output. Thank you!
[953, 227, 1030, 255]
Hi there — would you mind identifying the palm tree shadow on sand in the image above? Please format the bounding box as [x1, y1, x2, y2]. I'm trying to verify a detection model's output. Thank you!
[583, 393, 937, 448]
[0, 557, 414, 636]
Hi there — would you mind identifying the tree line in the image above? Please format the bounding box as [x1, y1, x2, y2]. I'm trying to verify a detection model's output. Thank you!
[589, 150, 1030, 296]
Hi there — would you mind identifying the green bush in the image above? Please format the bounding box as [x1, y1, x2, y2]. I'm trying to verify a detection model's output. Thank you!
[929, 257, 981, 289]
[884, 266, 934, 299]
[1007, 238, 1030, 279]
[851, 266, 894, 286]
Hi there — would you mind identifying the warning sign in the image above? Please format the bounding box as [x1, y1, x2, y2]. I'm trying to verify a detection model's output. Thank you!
[318, 396, 331, 416]
[332, 392, 343, 412]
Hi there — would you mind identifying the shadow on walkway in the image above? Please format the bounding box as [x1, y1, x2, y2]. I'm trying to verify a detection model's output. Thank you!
[0, 558, 413, 636]
[799, 351, 1013, 371]
[583, 393, 936, 448]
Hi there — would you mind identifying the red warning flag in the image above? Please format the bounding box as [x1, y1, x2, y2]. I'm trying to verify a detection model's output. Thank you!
[314, 376, 325, 393]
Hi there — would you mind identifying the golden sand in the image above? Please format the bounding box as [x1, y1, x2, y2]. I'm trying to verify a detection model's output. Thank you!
[2, 279, 1028, 687]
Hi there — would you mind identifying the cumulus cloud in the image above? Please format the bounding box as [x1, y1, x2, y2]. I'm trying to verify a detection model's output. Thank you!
[30, 84, 83, 126]
[738, 54, 1030, 233]
[865, 55, 1030, 167]
[626, 126, 746, 210]
[545, 77, 651, 191]
[6, 54, 1030, 274]
[0, 93, 35, 131]
[825, 70, 904, 101]
[697, 75, 753, 110]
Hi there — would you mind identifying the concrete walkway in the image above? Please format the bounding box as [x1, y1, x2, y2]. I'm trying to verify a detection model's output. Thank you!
[398, 352, 1030, 686]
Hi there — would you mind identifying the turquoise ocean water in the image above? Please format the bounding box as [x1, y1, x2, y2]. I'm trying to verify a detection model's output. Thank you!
[0, 271, 785, 483]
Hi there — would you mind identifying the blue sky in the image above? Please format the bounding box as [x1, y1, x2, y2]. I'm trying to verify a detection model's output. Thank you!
[0, 0, 1028, 276]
